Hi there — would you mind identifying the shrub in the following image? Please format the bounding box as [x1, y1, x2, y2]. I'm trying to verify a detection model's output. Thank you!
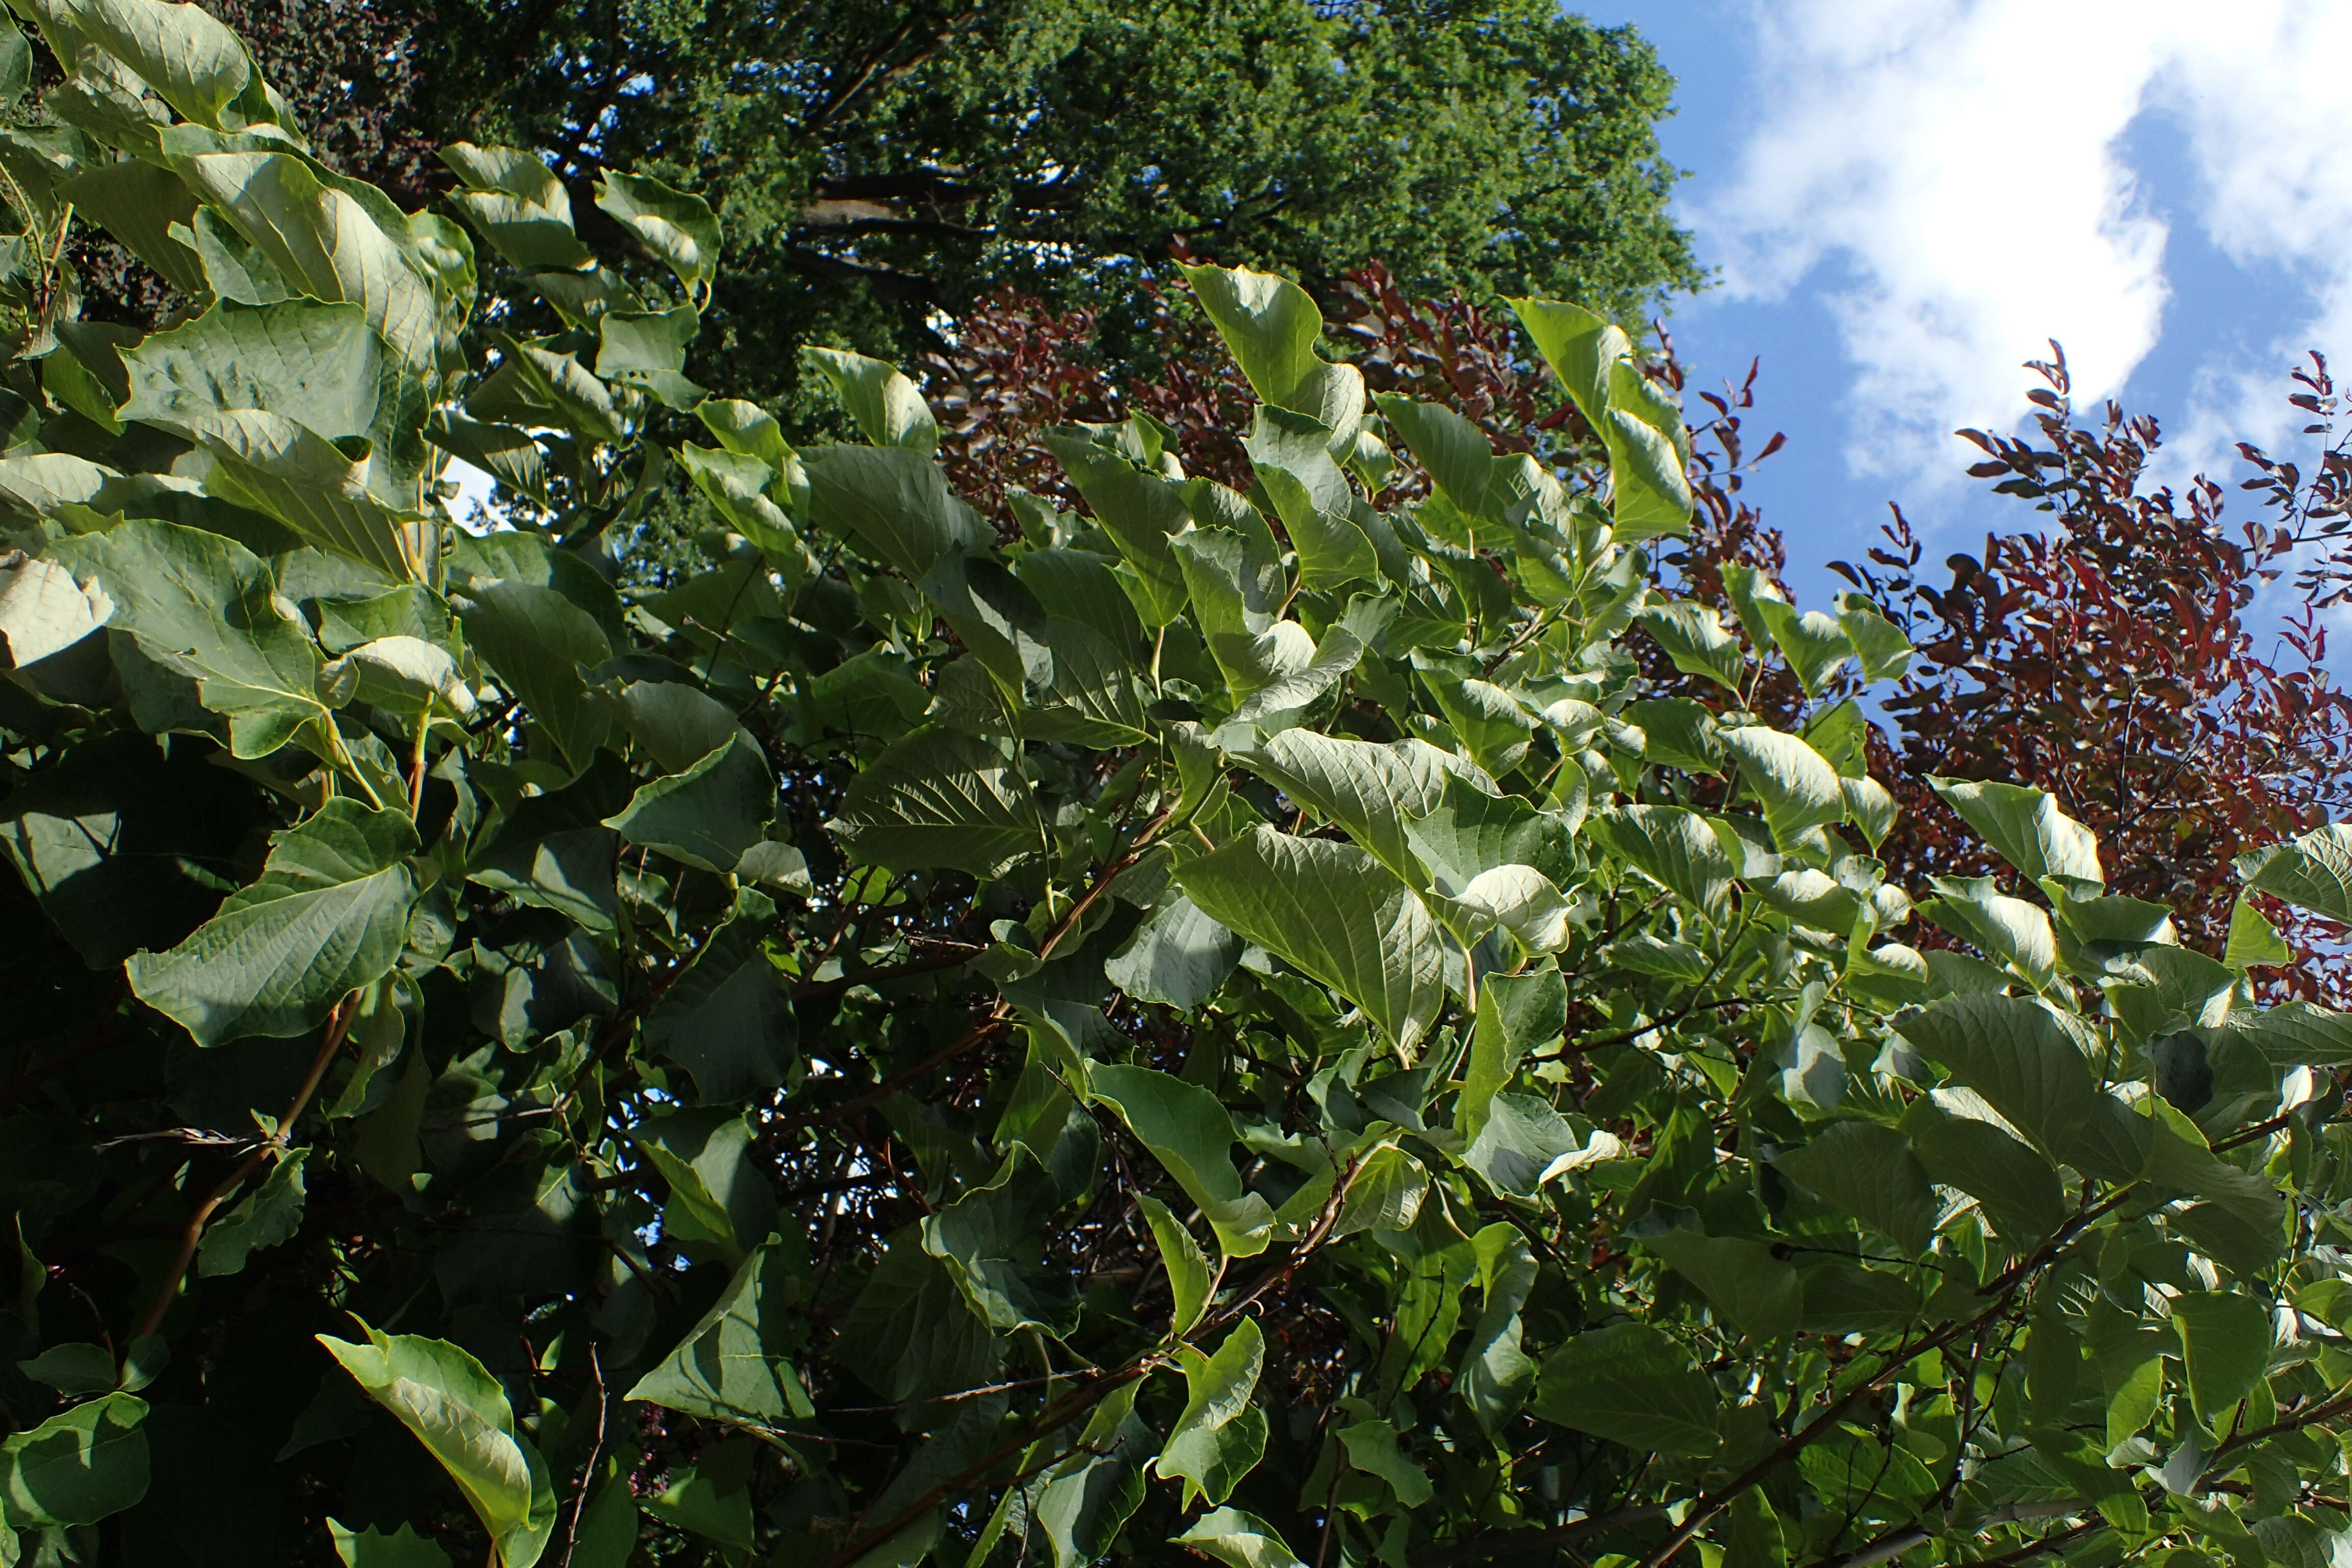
[2, 7, 2350, 1567]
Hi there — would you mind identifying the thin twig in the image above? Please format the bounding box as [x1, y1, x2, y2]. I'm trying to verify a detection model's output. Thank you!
[557, 1345, 607, 1568]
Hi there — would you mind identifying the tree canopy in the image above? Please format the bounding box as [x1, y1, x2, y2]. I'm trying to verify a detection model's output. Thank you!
[399, 0, 1701, 410]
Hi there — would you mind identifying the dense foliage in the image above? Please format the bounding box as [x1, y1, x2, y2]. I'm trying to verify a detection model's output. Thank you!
[12, 7, 2352, 1568]
[388, 0, 1702, 413]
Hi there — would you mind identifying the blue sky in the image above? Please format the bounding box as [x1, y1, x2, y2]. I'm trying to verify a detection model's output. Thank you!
[1583, 1, 2352, 614]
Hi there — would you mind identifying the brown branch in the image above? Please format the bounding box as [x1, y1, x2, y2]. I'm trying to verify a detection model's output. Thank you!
[128, 990, 361, 1345]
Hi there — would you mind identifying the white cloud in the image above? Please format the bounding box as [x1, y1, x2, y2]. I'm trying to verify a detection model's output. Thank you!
[1694, 0, 2352, 495]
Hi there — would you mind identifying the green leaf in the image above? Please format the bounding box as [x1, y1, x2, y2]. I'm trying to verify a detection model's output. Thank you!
[0, 553, 111, 669]
[330, 1520, 455, 1568]
[1154, 1317, 1267, 1508]
[1920, 876, 2057, 990]
[1460, 963, 1565, 1139]
[827, 726, 1043, 878]
[831, 1228, 999, 1407]
[640, 1440, 754, 1551]
[197, 1147, 307, 1276]
[1755, 600, 1852, 695]
[922, 1145, 1080, 1336]
[1906, 1109, 2066, 1240]
[1084, 1063, 1276, 1258]
[596, 170, 720, 291]
[1640, 601, 1743, 691]
[630, 1109, 773, 1268]
[1178, 825, 1446, 1053]
[1027, 1383, 1154, 1568]
[1721, 725, 1844, 846]
[118, 298, 425, 493]
[801, 445, 986, 581]
[1458, 1224, 1539, 1433]
[1104, 896, 1241, 1010]
[2170, 1290, 2272, 1425]
[2223, 895, 2293, 970]
[456, 578, 612, 774]
[1462, 1092, 1590, 1196]
[1834, 592, 1912, 681]
[48, 520, 329, 757]
[804, 346, 937, 454]
[1337, 1418, 1432, 1507]
[625, 1239, 816, 1429]
[46, 0, 259, 130]
[14, 1344, 115, 1397]
[642, 887, 795, 1103]
[440, 142, 592, 272]
[1772, 1121, 1938, 1254]
[1642, 1231, 1802, 1339]
[0, 1391, 149, 1529]
[1589, 804, 1736, 920]
[1929, 776, 2104, 890]
[1511, 297, 1689, 535]
[1184, 262, 1356, 429]
[1532, 1321, 1718, 1457]
[176, 151, 441, 372]
[1137, 1193, 1213, 1335]
[2239, 824, 2352, 923]
[315, 1322, 555, 1567]
[1169, 1508, 1308, 1568]
[61, 158, 207, 295]
[126, 798, 420, 1047]
[1897, 995, 2145, 1182]
[603, 732, 775, 873]
[1238, 728, 1466, 883]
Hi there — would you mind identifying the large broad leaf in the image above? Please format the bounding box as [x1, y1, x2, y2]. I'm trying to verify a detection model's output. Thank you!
[2239, 824, 2352, 924]
[2170, 1291, 2271, 1424]
[630, 1110, 775, 1268]
[1025, 1383, 1155, 1568]
[1929, 777, 2104, 890]
[1532, 1321, 1718, 1457]
[801, 445, 986, 582]
[1154, 1318, 1267, 1508]
[60, 157, 208, 294]
[827, 726, 1043, 878]
[1589, 804, 1735, 920]
[596, 170, 720, 291]
[0, 1391, 149, 1528]
[1137, 1194, 1213, 1335]
[1639, 601, 1744, 692]
[1237, 726, 1466, 883]
[1104, 896, 1242, 1010]
[31, 0, 262, 130]
[642, 888, 795, 1103]
[126, 798, 419, 1047]
[176, 151, 440, 373]
[921, 1146, 1080, 1336]
[625, 1240, 815, 1429]
[456, 578, 612, 774]
[1085, 1064, 1275, 1258]
[1183, 262, 1358, 431]
[48, 520, 329, 757]
[440, 142, 592, 272]
[1642, 1232, 1802, 1339]
[1897, 996, 2145, 1182]
[1772, 1121, 1938, 1254]
[832, 1228, 999, 1406]
[1511, 297, 1689, 536]
[317, 1322, 556, 1568]
[1906, 1106, 2067, 1240]
[118, 298, 425, 495]
[603, 733, 775, 874]
[180, 407, 430, 578]
[0, 552, 112, 667]
[1721, 725, 1845, 846]
[1178, 826, 1446, 1053]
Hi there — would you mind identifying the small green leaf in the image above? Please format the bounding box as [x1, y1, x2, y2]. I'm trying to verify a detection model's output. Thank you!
[2239, 824, 2352, 924]
[1460, 963, 1565, 1140]
[1169, 1507, 1309, 1568]
[316, 1320, 555, 1568]
[803, 346, 936, 454]
[1833, 592, 1913, 681]
[596, 170, 720, 290]
[2223, 895, 2293, 970]
[14, 1344, 115, 1397]
[921, 1146, 1080, 1335]
[1639, 601, 1744, 691]
[2170, 1291, 2272, 1425]
[1137, 1193, 1213, 1335]
[1337, 1418, 1432, 1506]
[1721, 725, 1844, 846]
[330, 1518, 455, 1568]
[1929, 776, 2104, 889]
[1104, 896, 1241, 1010]
[603, 732, 775, 873]
[197, 1147, 308, 1276]
[1154, 1317, 1267, 1508]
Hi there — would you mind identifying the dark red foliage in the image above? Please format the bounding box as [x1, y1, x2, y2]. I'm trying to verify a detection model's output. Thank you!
[1833, 348, 2352, 997]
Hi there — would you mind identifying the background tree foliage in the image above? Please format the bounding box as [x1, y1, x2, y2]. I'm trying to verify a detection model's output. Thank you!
[390, 0, 1701, 412]
[13, 6, 2352, 1568]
